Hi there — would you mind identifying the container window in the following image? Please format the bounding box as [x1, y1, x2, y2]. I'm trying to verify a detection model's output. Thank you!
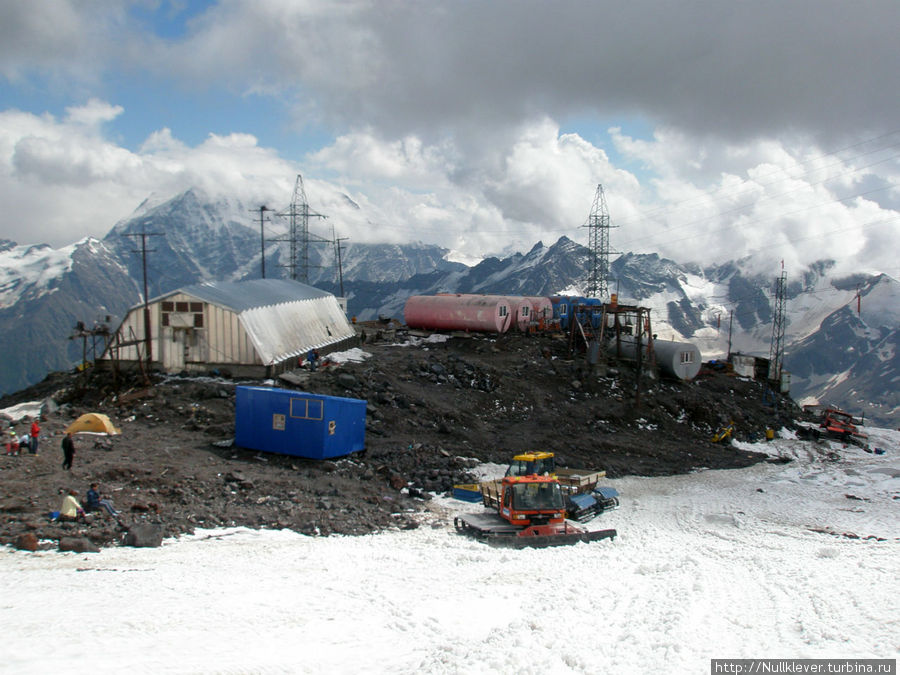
[290, 397, 324, 420]
[559, 305, 567, 316]
[499, 305, 507, 317]
[680, 351, 694, 364]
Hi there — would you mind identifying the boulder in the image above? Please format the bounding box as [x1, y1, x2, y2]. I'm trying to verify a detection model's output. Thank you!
[14, 533, 38, 551]
[58, 537, 100, 553]
[123, 524, 163, 548]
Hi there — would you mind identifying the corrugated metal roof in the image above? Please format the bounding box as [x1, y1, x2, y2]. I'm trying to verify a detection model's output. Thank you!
[241, 294, 356, 365]
[159, 279, 332, 313]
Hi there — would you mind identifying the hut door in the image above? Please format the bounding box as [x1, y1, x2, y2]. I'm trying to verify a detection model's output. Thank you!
[169, 328, 186, 370]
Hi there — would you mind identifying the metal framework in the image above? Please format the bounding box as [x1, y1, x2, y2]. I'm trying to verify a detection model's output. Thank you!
[582, 184, 617, 299]
[272, 174, 328, 282]
[768, 270, 787, 381]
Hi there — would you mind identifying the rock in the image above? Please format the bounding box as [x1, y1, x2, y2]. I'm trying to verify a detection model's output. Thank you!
[336, 373, 358, 390]
[58, 536, 100, 553]
[123, 524, 164, 548]
[14, 533, 38, 551]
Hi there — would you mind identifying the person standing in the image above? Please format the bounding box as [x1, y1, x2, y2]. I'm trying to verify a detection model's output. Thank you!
[61, 432, 75, 470]
[29, 419, 40, 454]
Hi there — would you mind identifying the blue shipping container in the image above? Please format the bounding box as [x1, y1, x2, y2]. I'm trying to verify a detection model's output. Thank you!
[234, 386, 366, 459]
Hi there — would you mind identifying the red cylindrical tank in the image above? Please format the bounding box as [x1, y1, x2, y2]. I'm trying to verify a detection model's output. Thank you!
[521, 296, 554, 329]
[507, 296, 533, 331]
[404, 294, 514, 333]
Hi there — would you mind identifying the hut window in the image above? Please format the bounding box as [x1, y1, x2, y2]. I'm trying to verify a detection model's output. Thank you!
[190, 302, 203, 312]
[290, 397, 324, 420]
[162, 301, 174, 312]
[193, 313, 204, 328]
[680, 351, 694, 364]
[175, 301, 189, 312]
[161, 313, 169, 327]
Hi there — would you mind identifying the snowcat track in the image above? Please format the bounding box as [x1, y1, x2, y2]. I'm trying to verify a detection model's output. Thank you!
[454, 515, 616, 548]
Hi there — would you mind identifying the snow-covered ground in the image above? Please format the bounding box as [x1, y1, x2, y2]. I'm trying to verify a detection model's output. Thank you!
[2, 430, 898, 673]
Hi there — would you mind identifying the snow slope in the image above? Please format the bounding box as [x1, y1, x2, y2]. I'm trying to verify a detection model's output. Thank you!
[1, 434, 898, 673]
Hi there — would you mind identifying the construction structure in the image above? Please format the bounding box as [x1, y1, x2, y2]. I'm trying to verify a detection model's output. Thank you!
[768, 268, 787, 384]
[100, 279, 356, 379]
[272, 174, 328, 283]
[582, 184, 617, 300]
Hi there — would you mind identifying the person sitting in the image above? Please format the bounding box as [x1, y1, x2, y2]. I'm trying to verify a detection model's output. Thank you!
[85, 483, 120, 517]
[59, 490, 85, 521]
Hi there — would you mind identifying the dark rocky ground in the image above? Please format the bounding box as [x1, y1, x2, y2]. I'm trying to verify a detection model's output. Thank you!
[0, 328, 803, 550]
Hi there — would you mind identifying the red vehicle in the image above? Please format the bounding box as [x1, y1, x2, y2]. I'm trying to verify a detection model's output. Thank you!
[821, 408, 869, 448]
[453, 474, 616, 548]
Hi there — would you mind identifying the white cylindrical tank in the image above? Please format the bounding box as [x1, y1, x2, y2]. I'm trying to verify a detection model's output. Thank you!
[652, 339, 702, 381]
[611, 337, 701, 381]
[404, 294, 514, 333]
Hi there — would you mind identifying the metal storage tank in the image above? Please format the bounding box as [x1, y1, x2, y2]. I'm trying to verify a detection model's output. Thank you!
[522, 296, 554, 328]
[650, 339, 702, 381]
[507, 296, 534, 331]
[404, 294, 514, 333]
[234, 386, 366, 459]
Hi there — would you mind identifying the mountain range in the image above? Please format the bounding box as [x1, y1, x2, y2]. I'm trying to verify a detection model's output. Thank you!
[1, 188, 896, 426]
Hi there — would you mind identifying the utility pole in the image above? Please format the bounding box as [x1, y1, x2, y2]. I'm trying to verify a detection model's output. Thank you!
[123, 231, 161, 365]
[727, 309, 734, 360]
[254, 205, 271, 278]
[582, 184, 617, 299]
[332, 225, 348, 298]
[272, 174, 328, 283]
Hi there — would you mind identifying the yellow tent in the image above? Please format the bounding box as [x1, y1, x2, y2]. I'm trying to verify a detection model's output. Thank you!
[65, 413, 121, 435]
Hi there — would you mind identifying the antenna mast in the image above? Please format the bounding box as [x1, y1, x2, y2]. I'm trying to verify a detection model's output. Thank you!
[582, 184, 617, 299]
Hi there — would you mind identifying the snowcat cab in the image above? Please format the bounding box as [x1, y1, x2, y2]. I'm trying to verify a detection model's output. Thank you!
[505, 451, 556, 477]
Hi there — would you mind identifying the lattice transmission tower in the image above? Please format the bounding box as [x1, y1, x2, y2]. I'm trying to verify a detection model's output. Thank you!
[768, 268, 787, 381]
[272, 174, 328, 282]
[582, 184, 617, 299]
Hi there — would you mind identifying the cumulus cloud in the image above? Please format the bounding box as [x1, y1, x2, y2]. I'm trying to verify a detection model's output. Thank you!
[143, 1, 900, 144]
[0, 102, 296, 246]
[1, 1, 899, 283]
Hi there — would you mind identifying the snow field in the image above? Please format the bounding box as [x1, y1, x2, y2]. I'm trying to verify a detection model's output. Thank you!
[1, 434, 898, 674]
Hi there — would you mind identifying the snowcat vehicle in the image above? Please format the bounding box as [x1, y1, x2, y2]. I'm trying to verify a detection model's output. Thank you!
[503, 451, 619, 520]
[821, 408, 869, 448]
[453, 474, 616, 548]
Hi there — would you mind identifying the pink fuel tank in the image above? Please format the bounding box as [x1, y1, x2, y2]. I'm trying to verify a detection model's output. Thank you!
[404, 294, 514, 333]
[522, 296, 554, 328]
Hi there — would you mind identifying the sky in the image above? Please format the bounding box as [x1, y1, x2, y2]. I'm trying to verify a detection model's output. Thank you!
[2, 422, 898, 671]
[1, 0, 899, 279]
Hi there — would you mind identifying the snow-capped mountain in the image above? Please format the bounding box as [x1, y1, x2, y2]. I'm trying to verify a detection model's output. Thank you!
[786, 274, 899, 424]
[0, 238, 138, 394]
[1, 187, 896, 426]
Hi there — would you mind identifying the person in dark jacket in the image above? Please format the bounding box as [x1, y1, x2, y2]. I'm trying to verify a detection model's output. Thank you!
[85, 483, 120, 517]
[61, 432, 75, 470]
